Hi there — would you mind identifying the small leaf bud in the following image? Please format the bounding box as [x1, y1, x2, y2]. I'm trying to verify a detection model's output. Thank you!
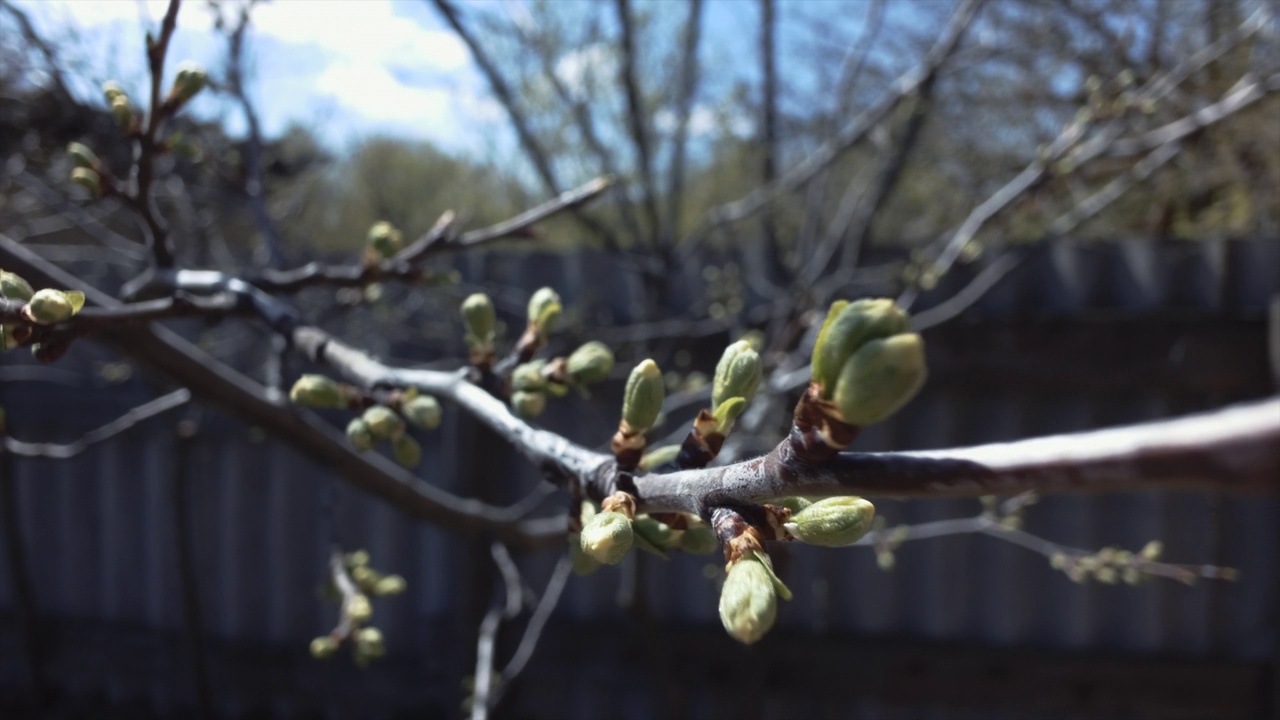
[718, 557, 777, 644]
[362, 405, 404, 440]
[0, 270, 35, 301]
[110, 95, 133, 127]
[347, 594, 373, 625]
[579, 510, 634, 565]
[785, 497, 876, 547]
[24, 289, 82, 325]
[309, 636, 340, 660]
[71, 167, 102, 197]
[350, 565, 381, 591]
[460, 293, 496, 341]
[710, 396, 746, 433]
[512, 361, 547, 393]
[679, 525, 719, 555]
[1140, 540, 1163, 560]
[289, 374, 345, 408]
[526, 287, 561, 339]
[622, 359, 664, 432]
[373, 575, 407, 596]
[66, 142, 99, 169]
[633, 515, 674, 550]
[638, 444, 680, 472]
[366, 221, 403, 260]
[566, 341, 615, 385]
[345, 418, 376, 452]
[392, 434, 422, 468]
[345, 549, 371, 568]
[831, 333, 926, 425]
[811, 298, 909, 397]
[171, 61, 208, 103]
[402, 394, 442, 430]
[102, 81, 126, 103]
[354, 627, 385, 664]
[511, 390, 546, 419]
[712, 340, 762, 410]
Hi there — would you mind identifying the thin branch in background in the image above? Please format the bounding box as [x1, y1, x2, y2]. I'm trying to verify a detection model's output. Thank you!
[133, 0, 182, 268]
[3, 389, 191, 459]
[662, 0, 704, 246]
[830, 0, 887, 122]
[470, 542, 524, 720]
[613, 0, 662, 248]
[489, 555, 573, 710]
[8, 171, 149, 262]
[0, 443, 50, 710]
[0, 0, 75, 102]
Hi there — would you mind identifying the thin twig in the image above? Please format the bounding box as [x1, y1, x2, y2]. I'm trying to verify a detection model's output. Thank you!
[4, 389, 191, 459]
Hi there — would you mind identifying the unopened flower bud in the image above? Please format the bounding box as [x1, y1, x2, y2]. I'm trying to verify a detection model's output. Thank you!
[347, 593, 373, 624]
[832, 333, 926, 425]
[512, 361, 547, 393]
[402, 395, 441, 430]
[309, 636, 340, 660]
[24, 288, 83, 325]
[350, 565, 380, 591]
[1, 271, 34, 301]
[354, 627, 385, 665]
[171, 61, 208, 103]
[622, 359, 664, 432]
[566, 341, 614, 385]
[346, 418, 376, 451]
[345, 549, 371, 568]
[712, 340, 762, 410]
[362, 405, 404, 440]
[579, 510, 633, 565]
[811, 298, 909, 397]
[392, 434, 421, 468]
[785, 497, 876, 547]
[374, 575, 407, 596]
[679, 525, 719, 555]
[511, 390, 546, 419]
[67, 142, 99, 169]
[111, 96, 133, 127]
[289, 374, 345, 408]
[366, 221, 403, 260]
[526, 287, 561, 339]
[102, 81, 126, 103]
[1140, 540, 1162, 560]
[71, 167, 102, 197]
[633, 515, 674, 551]
[461, 293, 495, 341]
[718, 557, 777, 644]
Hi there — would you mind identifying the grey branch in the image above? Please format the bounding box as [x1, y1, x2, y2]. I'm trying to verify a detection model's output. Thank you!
[4, 389, 191, 458]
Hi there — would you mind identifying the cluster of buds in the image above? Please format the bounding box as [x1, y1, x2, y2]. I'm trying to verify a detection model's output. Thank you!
[288, 375, 441, 469]
[310, 549, 404, 667]
[102, 81, 134, 129]
[609, 359, 664, 470]
[679, 340, 761, 467]
[571, 497, 717, 574]
[795, 298, 926, 456]
[511, 341, 615, 419]
[364, 221, 404, 264]
[67, 142, 106, 197]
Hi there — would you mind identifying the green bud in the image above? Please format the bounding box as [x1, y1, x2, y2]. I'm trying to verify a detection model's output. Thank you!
[345, 418, 376, 452]
[373, 575, 407, 596]
[402, 395, 442, 430]
[712, 340, 762, 410]
[392, 434, 421, 468]
[71, 167, 102, 197]
[579, 510, 633, 565]
[511, 390, 546, 419]
[568, 533, 602, 575]
[633, 515, 674, 551]
[2, 325, 20, 351]
[786, 497, 876, 547]
[309, 636, 340, 660]
[811, 298, 909, 397]
[679, 525, 719, 555]
[512, 361, 547, 393]
[347, 594, 373, 625]
[345, 549, 371, 568]
[67, 142, 99, 169]
[171, 61, 208, 102]
[110, 95, 133, 127]
[25, 288, 83, 325]
[102, 81, 126, 103]
[622, 359, 664, 432]
[638, 444, 680, 472]
[526, 287, 561, 338]
[362, 405, 404, 440]
[718, 557, 777, 644]
[566, 341, 615, 385]
[0, 270, 35, 301]
[289, 374, 345, 408]
[350, 565, 381, 591]
[710, 396, 747, 434]
[366, 221, 403, 260]
[461, 293, 495, 341]
[831, 333, 926, 425]
[354, 627, 385, 663]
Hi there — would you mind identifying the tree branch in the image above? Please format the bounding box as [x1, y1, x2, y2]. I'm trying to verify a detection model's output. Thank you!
[4, 389, 191, 459]
[613, 0, 662, 246]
